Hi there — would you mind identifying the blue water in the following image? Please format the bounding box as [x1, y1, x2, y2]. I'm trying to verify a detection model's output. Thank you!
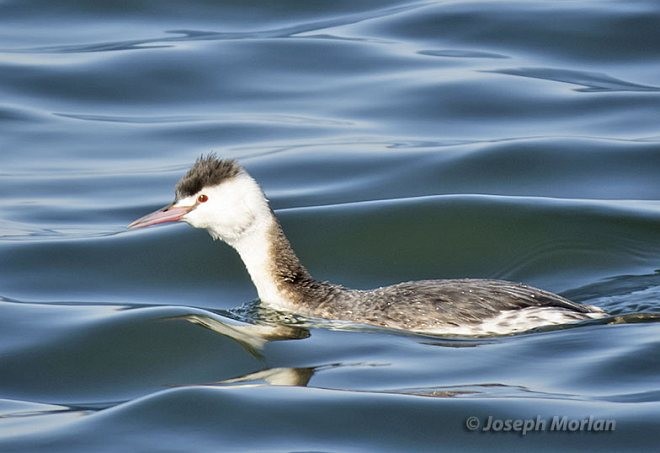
[1, 1, 660, 451]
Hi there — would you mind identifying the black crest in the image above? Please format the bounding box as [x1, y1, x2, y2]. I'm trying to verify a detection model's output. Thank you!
[175, 154, 242, 199]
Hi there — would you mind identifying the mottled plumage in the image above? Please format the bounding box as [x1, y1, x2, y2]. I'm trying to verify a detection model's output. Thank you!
[130, 155, 607, 336]
[255, 217, 605, 335]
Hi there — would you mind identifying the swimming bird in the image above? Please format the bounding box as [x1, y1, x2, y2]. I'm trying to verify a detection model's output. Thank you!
[128, 155, 606, 336]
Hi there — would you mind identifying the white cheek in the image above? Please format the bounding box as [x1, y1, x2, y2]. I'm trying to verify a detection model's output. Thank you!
[181, 175, 269, 243]
[182, 207, 208, 229]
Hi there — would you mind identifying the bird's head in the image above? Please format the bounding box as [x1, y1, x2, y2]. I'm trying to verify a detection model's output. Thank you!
[128, 154, 269, 244]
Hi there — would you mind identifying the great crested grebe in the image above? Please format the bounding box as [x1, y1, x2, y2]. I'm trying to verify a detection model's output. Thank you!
[129, 154, 606, 335]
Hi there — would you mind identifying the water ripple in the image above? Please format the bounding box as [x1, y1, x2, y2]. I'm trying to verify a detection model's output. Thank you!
[3, 2, 429, 54]
[486, 67, 660, 92]
[54, 112, 353, 126]
[418, 49, 509, 59]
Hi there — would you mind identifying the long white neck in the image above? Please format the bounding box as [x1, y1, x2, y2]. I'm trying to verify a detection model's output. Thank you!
[225, 204, 319, 313]
[191, 172, 316, 310]
[228, 215, 289, 309]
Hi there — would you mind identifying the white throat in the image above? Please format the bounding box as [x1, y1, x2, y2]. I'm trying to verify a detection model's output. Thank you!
[229, 215, 294, 310]
[180, 171, 302, 310]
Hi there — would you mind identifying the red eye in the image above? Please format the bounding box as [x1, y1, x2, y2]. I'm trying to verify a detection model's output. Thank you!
[198, 194, 208, 203]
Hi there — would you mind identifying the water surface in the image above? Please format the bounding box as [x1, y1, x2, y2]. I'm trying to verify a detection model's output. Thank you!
[1, 0, 660, 451]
